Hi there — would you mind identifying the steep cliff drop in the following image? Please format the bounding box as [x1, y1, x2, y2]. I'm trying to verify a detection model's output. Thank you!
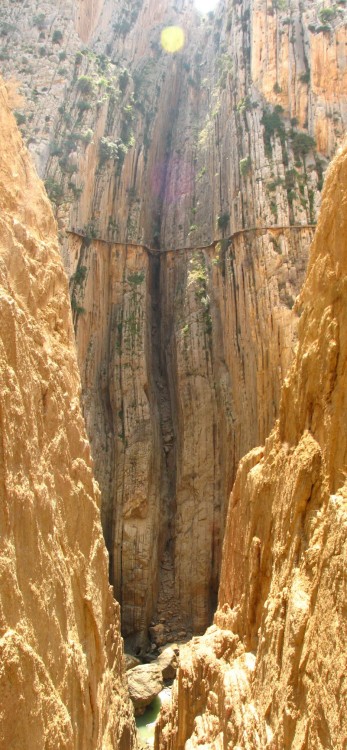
[0, 78, 137, 750]
[155, 143, 347, 749]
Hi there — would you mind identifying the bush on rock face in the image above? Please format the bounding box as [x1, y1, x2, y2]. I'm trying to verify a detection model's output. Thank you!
[52, 29, 63, 44]
[99, 136, 119, 165]
[77, 75, 95, 96]
[217, 211, 230, 230]
[240, 156, 251, 176]
[318, 5, 337, 23]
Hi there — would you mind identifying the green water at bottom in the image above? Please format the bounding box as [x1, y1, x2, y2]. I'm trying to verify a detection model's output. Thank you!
[136, 689, 172, 747]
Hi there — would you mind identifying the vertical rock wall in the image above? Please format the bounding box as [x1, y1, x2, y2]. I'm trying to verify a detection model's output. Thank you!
[155, 141, 347, 750]
[1, 0, 346, 645]
[0, 79, 137, 750]
[71, 225, 311, 646]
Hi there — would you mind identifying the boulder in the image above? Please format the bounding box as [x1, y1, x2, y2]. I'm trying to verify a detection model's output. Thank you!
[127, 664, 163, 715]
[124, 653, 142, 671]
[149, 623, 166, 646]
[157, 646, 179, 680]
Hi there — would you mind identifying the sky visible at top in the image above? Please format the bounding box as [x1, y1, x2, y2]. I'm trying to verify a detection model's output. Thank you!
[193, 0, 219, 13]
[160, 0, 219, 53]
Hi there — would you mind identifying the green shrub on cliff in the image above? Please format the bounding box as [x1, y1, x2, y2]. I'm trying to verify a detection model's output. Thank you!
[240, 156, 251, 176]
[217, 212, 230, 230]
[290, 131, 316, 160]
[52, 29, 63, 44]
[77, 75, 95, 96]
[318, 5, 337, 22]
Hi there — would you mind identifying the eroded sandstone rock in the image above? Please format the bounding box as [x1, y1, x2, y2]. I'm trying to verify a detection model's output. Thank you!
[0, 78, 137, 750]
[155, 143, 347, 749]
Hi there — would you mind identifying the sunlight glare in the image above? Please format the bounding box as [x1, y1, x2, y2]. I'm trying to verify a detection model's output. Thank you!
[161, 26, 185, 53]
[193, 0, 219, 14]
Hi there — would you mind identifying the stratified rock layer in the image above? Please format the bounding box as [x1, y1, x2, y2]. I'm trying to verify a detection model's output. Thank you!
[0, 79, 137, 750]
[155, 144, 347, 749]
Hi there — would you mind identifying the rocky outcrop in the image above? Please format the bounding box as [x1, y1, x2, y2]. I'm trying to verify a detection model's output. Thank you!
[155, 142, 347, 749]
[0, 78, 137, 750]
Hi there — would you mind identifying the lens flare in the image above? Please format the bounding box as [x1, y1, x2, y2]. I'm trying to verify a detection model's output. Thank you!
[194, 0, 219, 13]
[161, 26, 185, 53]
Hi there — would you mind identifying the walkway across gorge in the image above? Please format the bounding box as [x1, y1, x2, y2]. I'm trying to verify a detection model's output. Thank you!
[66, 223, 317, 255]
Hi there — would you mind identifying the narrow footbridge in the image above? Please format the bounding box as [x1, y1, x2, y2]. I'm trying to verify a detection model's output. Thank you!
[66, 223, 317, 255]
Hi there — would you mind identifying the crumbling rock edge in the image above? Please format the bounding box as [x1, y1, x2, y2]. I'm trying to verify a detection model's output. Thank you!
[0, 78, 137, 750]
[155, 142, 347, 749]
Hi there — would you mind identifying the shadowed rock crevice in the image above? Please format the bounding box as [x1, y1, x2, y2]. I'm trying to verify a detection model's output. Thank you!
[148, 254, 177, 599]
[147, 253, 196, 644]
[71, 220, 312, 650]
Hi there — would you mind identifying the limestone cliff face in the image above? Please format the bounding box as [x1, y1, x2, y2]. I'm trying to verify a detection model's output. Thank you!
[70, 224, 311, 647]
[0, 79, 137, 750]
[3, 0, 346, 245]
[2, 0, 346, 646]
[155, 142, 347, 749]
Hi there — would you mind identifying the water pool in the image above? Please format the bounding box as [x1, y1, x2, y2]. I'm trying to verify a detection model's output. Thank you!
[135, 687, 172, 747]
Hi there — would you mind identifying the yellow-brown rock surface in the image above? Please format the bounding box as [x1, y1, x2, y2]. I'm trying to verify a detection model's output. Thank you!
[2, 0, 346, 648]
[155, 142, 347, 749]
[0, 79, 137, 750]
[251, 0, 347, 148]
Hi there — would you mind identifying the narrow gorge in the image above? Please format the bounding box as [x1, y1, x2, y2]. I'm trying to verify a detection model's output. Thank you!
[1, 0, 347, 746]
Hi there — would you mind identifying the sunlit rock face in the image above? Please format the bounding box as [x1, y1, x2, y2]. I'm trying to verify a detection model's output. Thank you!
[154, 141, 347, 750]
[2, 0, 346, 645]
[0, 78, 137, 750]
